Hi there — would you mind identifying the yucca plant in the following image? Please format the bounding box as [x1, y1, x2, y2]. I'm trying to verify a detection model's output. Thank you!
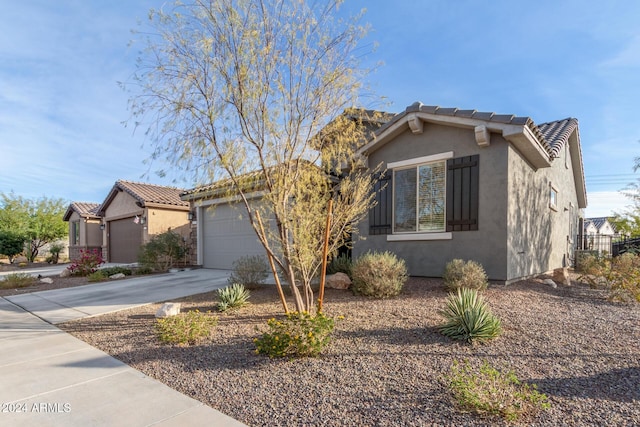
[439, 288, 502, 344]
[217, 283, 250, 312]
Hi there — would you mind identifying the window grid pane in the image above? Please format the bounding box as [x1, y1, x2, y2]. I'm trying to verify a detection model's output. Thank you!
[418, 162, 446, 231]
[393, 168, 417, 232]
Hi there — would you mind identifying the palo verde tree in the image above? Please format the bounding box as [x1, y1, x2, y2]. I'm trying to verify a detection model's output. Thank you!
[0, 192, 68, 262]
[129, 0, 381, 313]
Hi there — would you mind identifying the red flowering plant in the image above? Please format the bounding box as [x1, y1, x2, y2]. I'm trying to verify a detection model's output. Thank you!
[69, 249, 104, 276]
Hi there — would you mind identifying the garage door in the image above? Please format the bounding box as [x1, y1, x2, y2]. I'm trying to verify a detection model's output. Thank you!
[109, 217, 143, 263]
[202, 204, 265, 269]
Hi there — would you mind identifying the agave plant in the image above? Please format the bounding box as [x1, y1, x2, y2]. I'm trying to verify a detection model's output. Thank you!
[217, 283, 250, 312]
[439, 287, 502, 344]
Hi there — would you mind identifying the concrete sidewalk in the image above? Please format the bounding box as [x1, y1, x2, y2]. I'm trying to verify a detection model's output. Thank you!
[0, 269, 246, 426]
[5, 269, 230, 324]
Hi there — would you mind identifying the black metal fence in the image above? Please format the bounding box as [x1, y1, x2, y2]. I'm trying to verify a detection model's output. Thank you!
[575, 234, 640, 257]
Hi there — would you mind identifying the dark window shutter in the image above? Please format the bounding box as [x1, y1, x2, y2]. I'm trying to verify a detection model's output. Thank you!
[446, 155, 479, 231]
[369, 173, 392, 235]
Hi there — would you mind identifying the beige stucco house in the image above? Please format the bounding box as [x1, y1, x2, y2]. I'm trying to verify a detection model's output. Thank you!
[63, 202, 102, 260]
[97, 180, 191, 263]
[181, 102, 588, 283]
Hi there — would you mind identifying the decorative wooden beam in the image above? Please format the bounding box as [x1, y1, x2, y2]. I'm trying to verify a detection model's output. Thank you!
[474, 125, 490, 147]
[408, 114, 424, 134]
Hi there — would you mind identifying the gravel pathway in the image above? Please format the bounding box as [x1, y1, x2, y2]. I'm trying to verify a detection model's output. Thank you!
[60, 277, 640, 426]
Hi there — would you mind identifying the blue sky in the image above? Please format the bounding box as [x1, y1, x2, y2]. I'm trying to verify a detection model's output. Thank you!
[1, 1, 639, 217]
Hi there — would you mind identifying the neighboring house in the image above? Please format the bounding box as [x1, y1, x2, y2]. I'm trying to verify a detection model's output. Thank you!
[355, 102, 586, 283]
[63, 202, 102, 260]
[581, 217, 617, 254]
[97, 180, 191, 263]
[182, 102, 587, 283]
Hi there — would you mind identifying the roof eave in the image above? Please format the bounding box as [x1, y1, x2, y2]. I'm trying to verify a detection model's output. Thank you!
[358, 112, 552, 169]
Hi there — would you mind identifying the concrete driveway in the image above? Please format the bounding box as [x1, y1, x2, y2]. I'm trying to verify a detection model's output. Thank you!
[0, 268, 246, 426]
[5, 269, 230, 324]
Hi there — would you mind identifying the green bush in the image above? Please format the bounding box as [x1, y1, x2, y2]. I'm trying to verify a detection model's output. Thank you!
[0, 231, 26, 264]
[254, 311, 337, 358]
[228, 255, 269, 288]
[447, 360, 550, 422]
[217, 283, 250, 312]
[579, 252, 640, 303]
[99, 266, 133, 277]
[134, 266, 154, 275]
[156, 310, 218, 346]
[139, 231, 185, 272]
[87, 271, 107, 283]
[351, 251, 408, 298]
[443, 259, 488, 291]
[439, 288, 502, 344]
[327, 254, 353, 278]
[0, 273, 36, 289]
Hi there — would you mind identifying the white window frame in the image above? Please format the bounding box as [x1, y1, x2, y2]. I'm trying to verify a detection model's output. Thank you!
[388, 152, 453, 241]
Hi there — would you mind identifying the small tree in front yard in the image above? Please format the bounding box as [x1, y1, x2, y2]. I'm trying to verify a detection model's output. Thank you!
[129, 0, 382, 313]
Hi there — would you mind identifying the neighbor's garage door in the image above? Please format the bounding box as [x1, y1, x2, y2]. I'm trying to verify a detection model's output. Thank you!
[109, 217, 142, 263]
[202, 204, 265, 269]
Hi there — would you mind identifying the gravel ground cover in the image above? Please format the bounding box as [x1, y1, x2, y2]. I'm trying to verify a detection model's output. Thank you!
[60, 277, 640, 426]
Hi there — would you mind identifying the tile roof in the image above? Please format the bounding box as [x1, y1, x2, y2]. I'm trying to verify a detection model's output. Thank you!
[63, 202, 101, 221]
[585, 217, 616, 232]
[537, 118, 579, 158]
[115, 180, 189, 207]
[375, 103, 582, 160]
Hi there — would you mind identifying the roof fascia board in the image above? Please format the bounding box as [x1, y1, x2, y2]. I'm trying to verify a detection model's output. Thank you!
[502, 125, 551, 169]
[192, 191, 266, 207]
[144, 202, 190, 211]
[568, 129, 587, 208]
[358, 112, 551, 169]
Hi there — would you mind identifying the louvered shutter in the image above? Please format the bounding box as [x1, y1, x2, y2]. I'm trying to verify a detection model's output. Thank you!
[369, 173, 392, 235]
[446, 155, 479, 231]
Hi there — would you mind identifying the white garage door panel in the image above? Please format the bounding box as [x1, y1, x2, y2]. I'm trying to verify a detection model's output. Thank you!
[202, 204, 266, 269]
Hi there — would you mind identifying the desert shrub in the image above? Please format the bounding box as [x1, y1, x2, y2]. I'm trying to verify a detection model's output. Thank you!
[443, 259, 488, 291]
[87, 271, 107, 283]
[69, 249, 104, 276]
[47, 243, 64, 264]
[0, 272, 36, 289]
[217, 283, 250, 312]
[0, 231, 26, 264]
[228, 255, 269, 288]
[156, 310, 218, 346]
[351, 251, 408, 298]
[327, 254, 353, 278]
[439, 288, 502, 344]
[138, 231, 185, 272]
[134, 265, 154, 275]
[99, 266, 133, 277]
[18, 262, 27, 268]
[447, 360, 550, 422]
[254, 311, 337, 358]
[579, 252, 640, 303]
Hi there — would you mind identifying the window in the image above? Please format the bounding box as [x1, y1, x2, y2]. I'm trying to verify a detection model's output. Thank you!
[369, 153, 479, 238]
[73, 221, 80, 245]
[393, 161, 446, 233]
[549, 184, 558, 211]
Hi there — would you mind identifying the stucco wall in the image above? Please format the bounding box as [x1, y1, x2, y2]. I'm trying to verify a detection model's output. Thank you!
[66, 211, 103, 260]
[353, 123, 511, 280]
[506, 136, 581, 279]
[103, 191, 143, 220]
[147, 208, 189, 237]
